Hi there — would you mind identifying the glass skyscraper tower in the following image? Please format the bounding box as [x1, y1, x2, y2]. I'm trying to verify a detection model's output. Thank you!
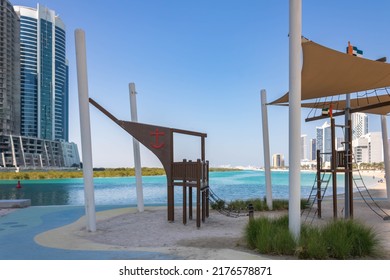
[14, 4, 68, 141]
[0, 0, 20, 135]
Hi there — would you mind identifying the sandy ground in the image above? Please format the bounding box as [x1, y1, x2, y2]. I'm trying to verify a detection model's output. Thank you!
[34, 206, 286, 260]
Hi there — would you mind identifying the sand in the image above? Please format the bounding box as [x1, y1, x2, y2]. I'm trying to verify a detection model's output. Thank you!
[35, 205, 288, 259]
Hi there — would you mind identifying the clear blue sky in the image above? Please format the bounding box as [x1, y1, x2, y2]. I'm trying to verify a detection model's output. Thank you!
[13, 0, 390, 168]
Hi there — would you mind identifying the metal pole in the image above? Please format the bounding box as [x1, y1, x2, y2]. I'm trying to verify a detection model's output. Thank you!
[75, 29, 96, 232]
[261, 89, 273, 210]
[381, 115, 390, 202]
[129, 83, 144, 212]
[289, 0, 302, 239]
[344, 94, 351, 219]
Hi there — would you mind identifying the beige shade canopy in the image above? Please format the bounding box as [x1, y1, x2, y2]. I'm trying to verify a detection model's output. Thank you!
[269, 39, 390, 115]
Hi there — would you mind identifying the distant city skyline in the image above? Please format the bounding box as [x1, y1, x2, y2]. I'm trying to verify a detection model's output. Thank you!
[297, 111, 385, 165]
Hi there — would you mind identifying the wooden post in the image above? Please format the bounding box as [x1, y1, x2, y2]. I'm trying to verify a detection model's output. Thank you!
[348, 119, 353, 218]
[331, 118, 337, 218]
[183, 184, 187, 224]
[168, 131, 174, 222]
[201, 161, 207, 222]
[202, 190, 206, 222]
[206, 160, 210, 218]
[316, 149, 322, 218]
[196, 159, 201, 228]
[189, 186, 193, 220]
[197, 185, 201, 228]
[183, 159, 187, 225]
[201, 137, 205, 162]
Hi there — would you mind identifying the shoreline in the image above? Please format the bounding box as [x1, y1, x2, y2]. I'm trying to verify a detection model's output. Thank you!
[0, 168, 385, 180]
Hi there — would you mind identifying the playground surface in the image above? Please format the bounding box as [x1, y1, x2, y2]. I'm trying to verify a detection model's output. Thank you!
[0, 204, 270, 260]
[0, 186, 389, 260]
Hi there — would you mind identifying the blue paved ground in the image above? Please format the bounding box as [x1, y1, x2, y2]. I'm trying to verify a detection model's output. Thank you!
[0, 206, 179, 260]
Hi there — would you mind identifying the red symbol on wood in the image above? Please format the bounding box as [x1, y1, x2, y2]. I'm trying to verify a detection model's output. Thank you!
[150, 128, 165, 149]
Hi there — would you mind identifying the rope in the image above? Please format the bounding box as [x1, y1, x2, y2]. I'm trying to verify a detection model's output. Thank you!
[208, 188, 248, 218]
[350, 154, 390, 220]
[304, 87, 390, 120]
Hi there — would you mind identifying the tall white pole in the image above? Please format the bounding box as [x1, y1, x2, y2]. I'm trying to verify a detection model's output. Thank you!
[289, 0, 302, 239]
[381, 115, 390, 201]
[261, 89, 273, 210]
[75, 29, 96, 232]
[129, 83, 144, 212]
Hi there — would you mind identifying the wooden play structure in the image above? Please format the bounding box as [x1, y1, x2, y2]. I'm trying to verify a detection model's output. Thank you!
[89, 98, 210, 227]
[172, 159, 210, 227]
[266, 39, 390, 223]
[302, 113, 390, 222]
[303, 117, 353, 220]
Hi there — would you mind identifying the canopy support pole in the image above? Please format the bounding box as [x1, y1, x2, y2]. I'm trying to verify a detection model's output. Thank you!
[261, 89, 273, 210]
[289, 0, 302, 239]
[381, 115, 390, 202]
[129, 83, 144, 212]
[75, 29, 96, 232]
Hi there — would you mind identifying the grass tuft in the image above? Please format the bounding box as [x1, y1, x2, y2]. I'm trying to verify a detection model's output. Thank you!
[245, 215, 382, 259]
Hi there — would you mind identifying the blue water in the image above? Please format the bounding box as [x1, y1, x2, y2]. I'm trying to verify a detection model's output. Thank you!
[0, 170, 380, 206]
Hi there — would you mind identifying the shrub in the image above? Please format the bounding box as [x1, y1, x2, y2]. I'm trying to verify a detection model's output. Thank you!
[246, 215, 296, 255]
[245, 216, 382, 259]
[297, 225, 328, 259]
[320, 219, 380, 259]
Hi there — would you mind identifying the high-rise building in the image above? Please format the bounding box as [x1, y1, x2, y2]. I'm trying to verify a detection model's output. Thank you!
[0, 0, 20, 135]
[309, 138, 316, 160]
[272, 154, 284, 168]
[316, 121, 332, 162]
[0, 2, 79, 170]
[14, 4, 68, 141]
[301, 134, 307, 160]
[351, 112, 368, 140]
[352, 132, 383, 164]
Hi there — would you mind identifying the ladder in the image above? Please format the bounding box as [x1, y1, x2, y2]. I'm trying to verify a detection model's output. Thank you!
[301, 172, 331, 223]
